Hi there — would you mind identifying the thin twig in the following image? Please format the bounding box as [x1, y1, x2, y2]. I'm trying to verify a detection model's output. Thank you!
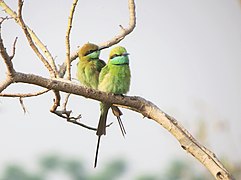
[0, 17, 15, 76]
[0, 21, 14, 92]
[60, 0, 79, 113]
[98, 0, 136, 49]
[0, 1, 58, 76]
[57, 0, 136, 78]
[9, 37, 18, 60]
[19, 97, 27, 113]
[63, 93, 71, 111]
[53, 110, 96, 131]
[17, 0, 56, 78]
[52, 109, 113, 131]
[0, 89, 49, 97]
[16, 0, 61, 111]
[50, 90, 61, 112]
[65, 0, 79, 80]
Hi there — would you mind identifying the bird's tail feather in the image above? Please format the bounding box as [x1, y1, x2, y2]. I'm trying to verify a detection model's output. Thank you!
[111, 106, 126, 137]
[94, 103, 110, 167]
[94, 136, 101, 168]
[96, 104, 109, 136]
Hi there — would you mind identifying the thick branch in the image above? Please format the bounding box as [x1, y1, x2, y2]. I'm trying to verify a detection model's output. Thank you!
[11, 71, 233, 179]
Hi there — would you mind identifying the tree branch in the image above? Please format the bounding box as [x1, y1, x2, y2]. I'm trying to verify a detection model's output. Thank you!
[9, 37, 18, 60]
[16, 0, 62, 112]
[0, 78, 13, 93]
[58, 0, 79, 117]
[0, 17, 15, 92]
[0, 1, 58, 76]
[8, 71, 232, 179]
[0, 1, 234, 179]
[0, 89, 49, 97]
[65, 0, 78, 80]
[98, 0, 136, 50]
[57, 0, 136, 78]
[19, 97, 27, 113]
[17, 0, 57, 78]
[0, 17, 15, 76]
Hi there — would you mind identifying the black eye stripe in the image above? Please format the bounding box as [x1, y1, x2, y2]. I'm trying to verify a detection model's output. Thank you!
[84, 49, 96, 56]
[110, 54, 121, 59]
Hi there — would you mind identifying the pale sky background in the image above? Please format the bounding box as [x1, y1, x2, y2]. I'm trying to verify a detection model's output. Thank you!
[0, 0, 241, 179]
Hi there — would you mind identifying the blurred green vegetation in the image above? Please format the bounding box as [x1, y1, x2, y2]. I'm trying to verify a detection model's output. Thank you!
[1, 154, 240, 180]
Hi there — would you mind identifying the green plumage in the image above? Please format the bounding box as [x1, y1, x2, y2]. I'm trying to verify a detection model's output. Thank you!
[77, 43, 105, 89]
[94, 46, 131, 167]
[77, 44, 130, 167]
[98, 63, 131, 94]
[98, 46, 130, 94]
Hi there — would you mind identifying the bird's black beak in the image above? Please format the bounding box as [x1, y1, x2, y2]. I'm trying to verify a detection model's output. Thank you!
[122, 52, 130, 56]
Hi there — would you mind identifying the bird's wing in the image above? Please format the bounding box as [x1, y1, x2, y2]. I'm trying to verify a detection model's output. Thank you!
[97, 59, 106, 73]
[98, 65, 109, 84]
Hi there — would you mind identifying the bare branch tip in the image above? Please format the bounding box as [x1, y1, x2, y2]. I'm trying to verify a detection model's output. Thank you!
[9, 37, 18, 60]
[119, 25, 126, 33]
[19, 97, 28, 114]
[0, 16, 11, 24]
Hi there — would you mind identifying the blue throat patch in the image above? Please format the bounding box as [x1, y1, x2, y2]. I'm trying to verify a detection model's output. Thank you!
[110, 55, 129, 65]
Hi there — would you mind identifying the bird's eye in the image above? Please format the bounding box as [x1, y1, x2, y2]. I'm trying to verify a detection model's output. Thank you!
[110, 54, 119, 59]
[85, 49, 96, 56]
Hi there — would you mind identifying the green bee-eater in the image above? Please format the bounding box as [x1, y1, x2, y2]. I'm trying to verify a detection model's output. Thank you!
[77, 43, 105, 89]
[94, 46, 131, 167]
[76, 43, 126, 139]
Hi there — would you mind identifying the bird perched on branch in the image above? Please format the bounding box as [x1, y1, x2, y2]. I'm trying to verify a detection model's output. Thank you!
[77, 43, 105, 89]
[94, 46, 131, 167]
[77, 43, 126, 135]
[76, 43, 128, 166]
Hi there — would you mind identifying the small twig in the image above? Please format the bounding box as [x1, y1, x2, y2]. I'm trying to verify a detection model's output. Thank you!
[53, 109, 95, 131]
[58, 0, 136, 78]
[52, 109, 113, 131]
[98, 0, 136, 49]
[60, 0, 79, 111]
[0, 1, 58, 76]
[0, 89, 49, 97]
[0, 16, 11, 23]
[65, 0, 79, 80]
[17, 0, 56, 78]
[9, 37, 18, 60]
[0, 16, 15, 78]
[16, 0, 61, 111]
[50, 90, 61, 112]
[63, 93, 71, 111]
[19, 97, 27, 113]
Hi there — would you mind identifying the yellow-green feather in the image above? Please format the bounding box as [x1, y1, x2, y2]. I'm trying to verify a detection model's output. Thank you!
[77, 43, 105, 89]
